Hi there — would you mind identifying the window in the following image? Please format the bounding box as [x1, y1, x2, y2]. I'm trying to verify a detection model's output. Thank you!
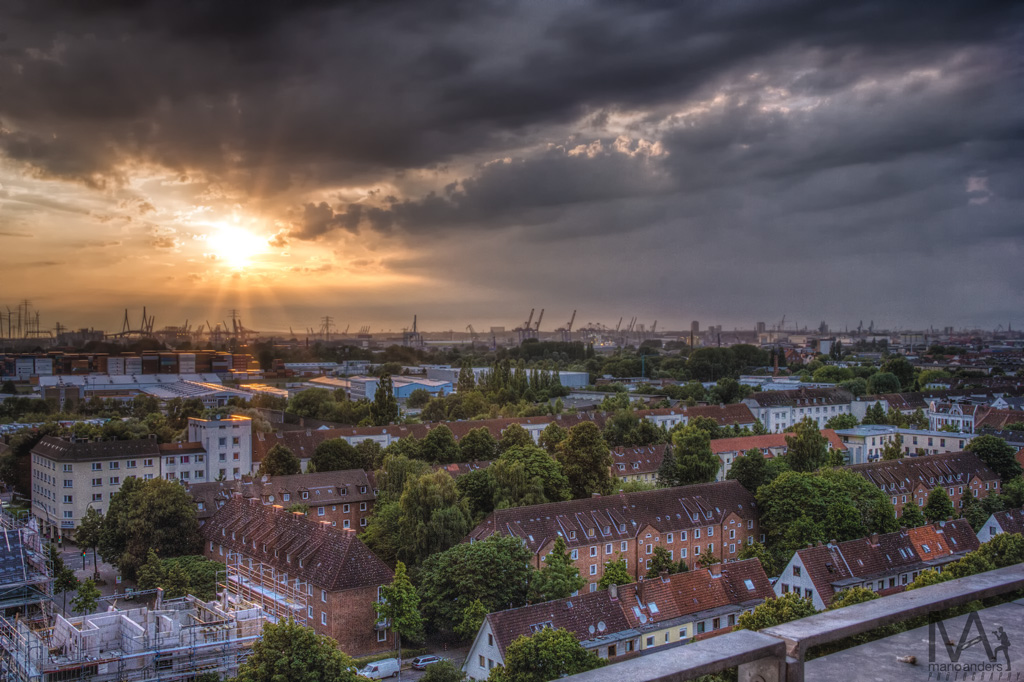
[181, 456, 190, 464]
[321, 612, 327, 626]
[63, 464, 72, 472]
[63, 511, 73, 519]
[233, 436, 241, 445]
[479, 656, 486, 668]
[360, 502, 367, 511]
[694, 529, 700, 539]
[571, 549, 578, 560]
[729, 529, 735, 539]
[63, 479, 73, 488]
[621, 541, 628, 552]
[92, 463, 102, 471]
[590, 565, 597, 575]
[793, 565, 801, 577]
[343, 504, 350, 513]
[360, 517, 367, 527]
[590, 546, 597, 557]
[63, 495, 72, 503]
[589, 583, 597, 592]
[302, 492, 309, 499]
[646, 544, 652, 555]
[707, 526, 713, 537]
[488, 633, 494, 646]
[92, 493, 102, 502]
[680, 548, 687, 558]
[806, 589, 813, 601]
[343, 520, 351, 529]
[646, 636, 654, 647]
[144, 458, 153, 467]
[679, 627, 688, 639]
[605, 543, 612, 554]
[318, 507, 325, 516]
[109, 477, 119, 485]
[219, 437, 227, 447]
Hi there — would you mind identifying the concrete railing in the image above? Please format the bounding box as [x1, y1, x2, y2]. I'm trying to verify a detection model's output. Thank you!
[559, 563, 1024, 682]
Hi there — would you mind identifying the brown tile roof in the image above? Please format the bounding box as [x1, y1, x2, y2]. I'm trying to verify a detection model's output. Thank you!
[847, 451, 997, 493]
[201, 496, 393, 591]
[743, 387, 853, 408]
[796, 520, 979, 606]
[188, 470, 376, 519]
[158, 441, 206, 455]
[485, 589, 631, 657]
[709, 430, 847, 456]
[611, 445, 666, 477]
[975, 407, 1024, 430]
[31, 436, 161, 462]
[616, 559, 773, 630]
[466, 481, 757, 555]
[990, 508, 1024, 535]
[635, 404, 757, 426]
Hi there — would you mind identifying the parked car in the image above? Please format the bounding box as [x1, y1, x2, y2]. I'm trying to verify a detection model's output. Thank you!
[411, 655, 446, 670]
[358, 659, 401, 679]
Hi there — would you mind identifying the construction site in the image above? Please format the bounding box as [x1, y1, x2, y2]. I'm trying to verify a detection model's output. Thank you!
[0, 508, 281, 682]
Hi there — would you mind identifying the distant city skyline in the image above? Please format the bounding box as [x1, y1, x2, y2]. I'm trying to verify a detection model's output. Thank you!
[1, 2, 1021, 330]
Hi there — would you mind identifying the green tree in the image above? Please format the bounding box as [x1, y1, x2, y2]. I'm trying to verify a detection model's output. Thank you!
[460, 427, 498, 461]
[757, 469, 898, 562]
[597, 555, 631, 589]
[50, 544, 79, 614]
[376, 561, 424, 668]
[726, 448, 770, 492]
[136, 551, 221, 600]
[360, 501, 402, 566]
[538, 423, 568, 455]
[417, 535, 533, 635]
[455, 599, 491, 642]
[310, 439, 364, 473]
[407, 388, 433, 409]
[376, 453, 431, 502]
[489, 627, 604, 682]
[907, 408, 929, 430]
[686, 416, 722, 440]
[259, 444, 302, 476]
[966, 435, 1023, 483]
[530, 537, 585, 603]
[866, 372, 901, 395]
[71, 578, 101, 614]
[371, 374, 400, 426]
[697, 551, 721, 568]
[498, 424, 534, 454]
[98, 477, 203, 580]
[899, 502, 926, 529]
[671, 426, 718, 485]
[456, 468, 498, 519]
[555, 422, 613, 499]
[737, 542, 782, 578]
[423, 660, 467, 682]
[880, 437, 904, 461]
[492, 445, 571, 509]
[644, 546, 679, 578]
[656, 446, 677, 487]
[398, 470, 473, 565]
[783, 417, 829, 472]
[420, 425, 462, 464]
[235, 618, 359, 682]
[880, 356, 916, 390]
[736, 592, 817, 631]
[76, 507, 104, 575]
[824, 414, 859, 430]
[458, 363, 477, 394]
[958, 493, 990, 531]
[840, 378, 868, 398]
[861, 401, 887, 425]
[922, 487, 954, 523]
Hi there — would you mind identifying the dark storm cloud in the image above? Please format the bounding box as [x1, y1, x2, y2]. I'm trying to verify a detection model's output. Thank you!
[1, 0, 1023, 326]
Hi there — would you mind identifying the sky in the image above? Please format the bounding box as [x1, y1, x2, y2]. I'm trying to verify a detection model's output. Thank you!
[1, 0, 1022, 335]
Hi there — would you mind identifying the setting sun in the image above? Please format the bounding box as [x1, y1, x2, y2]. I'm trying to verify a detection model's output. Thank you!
[204, 222, 268, 269]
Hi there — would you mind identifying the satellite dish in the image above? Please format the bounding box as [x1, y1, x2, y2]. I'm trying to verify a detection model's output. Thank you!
[639, 614, 648, 624]
[597, 621, 606, 632]
[588, 625, 596, 635]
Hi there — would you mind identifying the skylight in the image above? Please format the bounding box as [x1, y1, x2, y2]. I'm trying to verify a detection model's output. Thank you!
[744, 579, 755, 590]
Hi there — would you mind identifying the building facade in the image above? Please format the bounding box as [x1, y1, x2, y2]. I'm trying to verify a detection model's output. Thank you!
[466, 481, 761, 590]
[202, 496, 395, 656]
[187, 415, 254, 481]
[742, 387, 854, 432]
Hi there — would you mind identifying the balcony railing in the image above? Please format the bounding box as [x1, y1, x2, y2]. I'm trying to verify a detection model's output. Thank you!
[560, 563, 1024, 682]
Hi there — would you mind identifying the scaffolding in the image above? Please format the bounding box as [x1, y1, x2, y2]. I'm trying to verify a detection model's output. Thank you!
[0, 593, 266, 682]
[218, 552, 310, 628]
[0, 509, 52, 620]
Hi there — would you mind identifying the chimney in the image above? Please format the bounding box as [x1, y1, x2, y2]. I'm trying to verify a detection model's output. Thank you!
[659, 570, 670, 583]
[638, 576, 647, 603]
[709, 563, 722, 578]
[609, 583, 618, 600]
[155, 587, 164, 610]
[591, 492, 601, 498]
[869, 533, 880, 547]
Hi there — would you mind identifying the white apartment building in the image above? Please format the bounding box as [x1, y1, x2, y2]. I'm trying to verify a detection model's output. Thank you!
[31, 416, 252, 540]
[742, 387, 855, 432]
[186, 415, 254, 482]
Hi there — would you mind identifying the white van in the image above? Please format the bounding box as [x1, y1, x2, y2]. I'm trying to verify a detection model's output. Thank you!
[358, 658, 400, 679]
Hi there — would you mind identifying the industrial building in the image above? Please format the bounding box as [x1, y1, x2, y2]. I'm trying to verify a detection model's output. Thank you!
[424, 365, 590, 389]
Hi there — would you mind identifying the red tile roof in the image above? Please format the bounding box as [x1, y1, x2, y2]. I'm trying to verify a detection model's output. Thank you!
[611, 445, 666, 477]
[187, 470, 376, 519]
[990, 508, 1024, 535]
[635, 404, 757, 426]
[847, 452, 997, 493]
[709, 430, 847, 456]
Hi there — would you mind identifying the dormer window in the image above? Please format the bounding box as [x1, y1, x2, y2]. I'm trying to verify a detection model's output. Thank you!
[569, 531, 576, 539]
[588, 528, 595, 537]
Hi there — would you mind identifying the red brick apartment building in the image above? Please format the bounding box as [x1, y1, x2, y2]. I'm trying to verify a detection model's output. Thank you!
[202, 496, 394, 656]
[466, 480, 760, 590]
[187, 469, 377, 530]
[847, 451, 1001, 517]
